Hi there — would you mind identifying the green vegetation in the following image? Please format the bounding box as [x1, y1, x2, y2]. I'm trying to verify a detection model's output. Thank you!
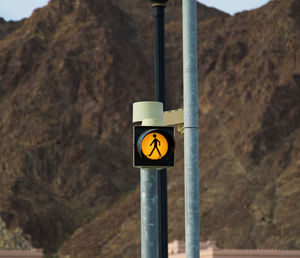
[0, 218, 32, 250]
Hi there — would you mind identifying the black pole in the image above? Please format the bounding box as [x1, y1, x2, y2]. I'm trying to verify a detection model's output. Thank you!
[151, 1, 168, 257]
[153, 5, 166, 104]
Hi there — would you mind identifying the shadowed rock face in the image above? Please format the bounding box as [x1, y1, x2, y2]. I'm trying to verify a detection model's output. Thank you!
[0, 0, 299, 256]
[0, 18, 23, 40]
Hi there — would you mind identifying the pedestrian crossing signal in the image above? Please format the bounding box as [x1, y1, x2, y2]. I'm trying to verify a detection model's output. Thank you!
[134, 126, 175, 168]
[141, 132, 168, 160]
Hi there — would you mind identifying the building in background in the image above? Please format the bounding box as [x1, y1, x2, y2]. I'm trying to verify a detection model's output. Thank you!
[0, 249, 43, 258]
[169, 240, 300, 258]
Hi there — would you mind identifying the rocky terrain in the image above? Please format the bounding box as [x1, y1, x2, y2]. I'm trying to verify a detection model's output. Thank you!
[0, 0, 299, 257]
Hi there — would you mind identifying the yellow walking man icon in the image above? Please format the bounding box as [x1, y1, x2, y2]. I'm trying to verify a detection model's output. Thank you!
[141, 132, 168, 160]
[149, 134, 161, 157]
[134, 126, 175, 168]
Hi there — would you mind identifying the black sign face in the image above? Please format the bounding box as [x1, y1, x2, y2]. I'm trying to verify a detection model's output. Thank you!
[133, 126, 175, 168]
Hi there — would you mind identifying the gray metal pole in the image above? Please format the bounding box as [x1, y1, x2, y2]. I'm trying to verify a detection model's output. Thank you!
[134, 102, 164, 258]
[182, 0, 200, 257]
[141, 168, 159, 258]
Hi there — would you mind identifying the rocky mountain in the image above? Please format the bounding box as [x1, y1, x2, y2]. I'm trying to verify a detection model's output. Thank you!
[0, 0, 153, 254]
[0, 0, 299, 257]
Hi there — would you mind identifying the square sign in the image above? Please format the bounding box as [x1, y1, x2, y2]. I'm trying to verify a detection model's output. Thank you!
[133, 126, 175, 168]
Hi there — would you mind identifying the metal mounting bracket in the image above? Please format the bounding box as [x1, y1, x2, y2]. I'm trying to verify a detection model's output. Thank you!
[163, 108, 184, 134]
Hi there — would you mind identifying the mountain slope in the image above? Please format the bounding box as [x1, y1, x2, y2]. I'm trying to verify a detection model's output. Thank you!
[0, 0, 299, 257]
[60, 0, 300, 256]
